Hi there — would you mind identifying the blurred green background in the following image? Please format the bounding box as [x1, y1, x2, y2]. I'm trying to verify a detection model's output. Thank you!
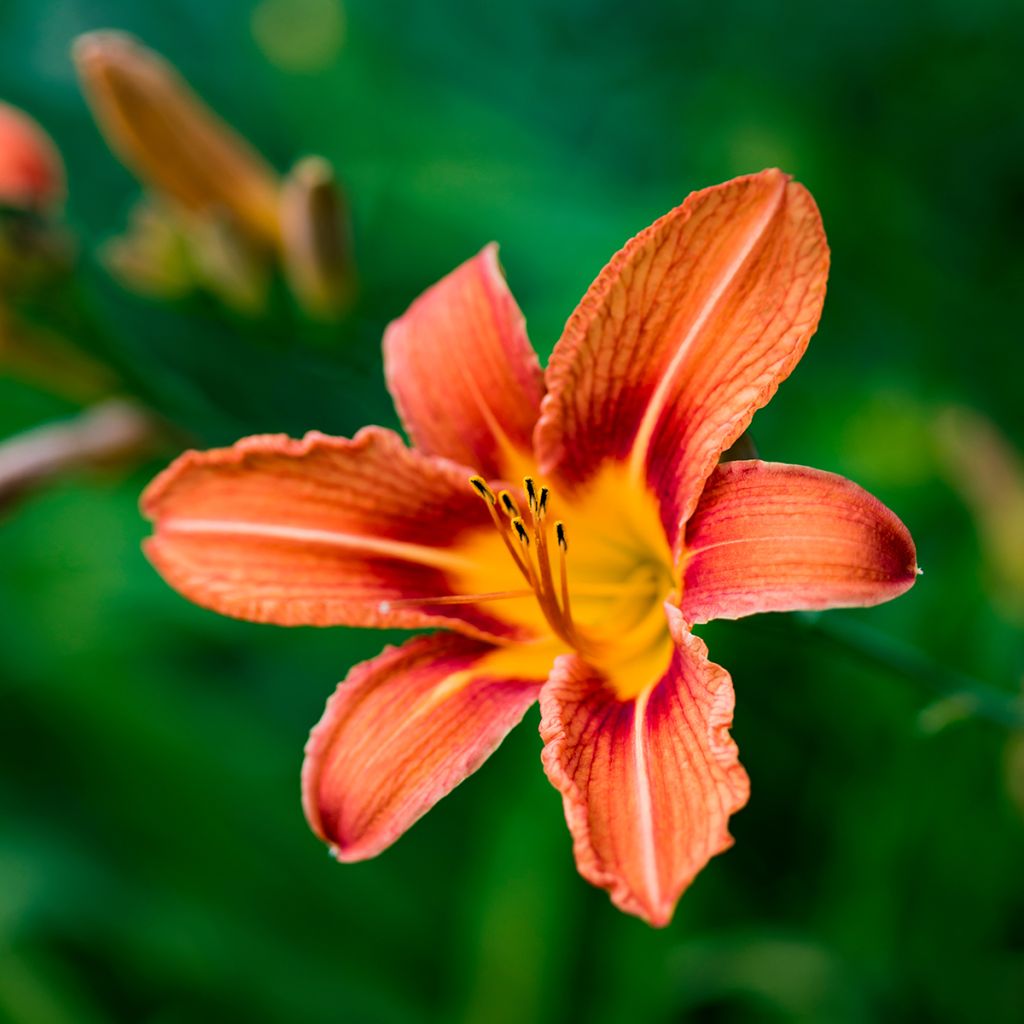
[2, 0, 1023, 1021]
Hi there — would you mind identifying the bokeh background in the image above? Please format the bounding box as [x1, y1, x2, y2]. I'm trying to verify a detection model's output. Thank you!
[2, 1, 1023, 1021]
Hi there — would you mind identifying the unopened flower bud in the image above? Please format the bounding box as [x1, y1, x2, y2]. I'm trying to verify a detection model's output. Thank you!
[0, 101, 66, 213]
[280, 156, 356, 318]
[73, 31, 280, 245]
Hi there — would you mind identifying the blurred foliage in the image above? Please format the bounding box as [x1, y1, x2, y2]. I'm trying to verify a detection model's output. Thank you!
[1, 0, 1023, 1022]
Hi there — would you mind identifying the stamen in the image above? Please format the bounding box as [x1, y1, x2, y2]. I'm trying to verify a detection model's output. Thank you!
[524, 476, 537, 511]
[470, 475, 531, 578]
[529, 489, 558, 616]
[466, 478, 587, 655]
[469, 476, 495, 504]
[499, 490, 520, 518]
[555, 519, 575, 635]
[511, 516, 530, 546]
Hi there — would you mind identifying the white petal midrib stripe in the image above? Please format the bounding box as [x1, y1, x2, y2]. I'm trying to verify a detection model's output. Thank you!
[159, 518, 478, 573]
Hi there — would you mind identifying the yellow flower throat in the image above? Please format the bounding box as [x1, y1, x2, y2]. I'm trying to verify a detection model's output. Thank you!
[460, 464, 677, 698]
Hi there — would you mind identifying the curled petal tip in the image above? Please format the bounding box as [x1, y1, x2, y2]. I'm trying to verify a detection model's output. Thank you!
[539, 611, 748, 927]
[303, 634, 542, 861]
[383, 246, 543, 479]
[682, 462, 919, 623]
[536, 168, 829, 533]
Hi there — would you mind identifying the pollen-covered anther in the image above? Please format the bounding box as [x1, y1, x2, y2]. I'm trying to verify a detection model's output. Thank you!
[469, 475, 495, 504]
[499, 490, 520, 518]
[524, 476, 537, 511]
[555, 520, 567, 551]
[511, 516, 530, 546]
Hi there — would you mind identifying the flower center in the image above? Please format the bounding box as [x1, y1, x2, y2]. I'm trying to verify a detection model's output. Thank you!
[463, 468, 677, 686]
[388, 464, 677, 695]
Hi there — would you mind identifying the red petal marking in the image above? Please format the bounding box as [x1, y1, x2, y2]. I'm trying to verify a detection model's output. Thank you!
[681, 460, 919, 624]
[539, 605, 749, 927]
[302, 633, 543, 860]
[0, 102, 65, 212]
[141, 426, 527, 640]
[535, 169, 829, 546]
[384, 244, 544, 479]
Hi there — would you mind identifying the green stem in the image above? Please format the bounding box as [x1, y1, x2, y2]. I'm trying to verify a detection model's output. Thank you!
[795, 612, 1024, 730]
[13, 267, 191, 417]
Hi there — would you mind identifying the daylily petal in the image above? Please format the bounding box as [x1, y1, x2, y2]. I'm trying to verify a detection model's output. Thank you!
[383, 244, 544, 479]
[539, 605, 749, 927]
[681, 460, 919, 624]
[302, 633, 544, 860]
[535, 169, 828, 544]
[141, 426, 527, 640]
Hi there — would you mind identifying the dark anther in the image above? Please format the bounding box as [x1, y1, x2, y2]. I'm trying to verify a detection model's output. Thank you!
[469, 476, 495, 504]
[524, 477, 537, 509]
[555, 521, 567, 551]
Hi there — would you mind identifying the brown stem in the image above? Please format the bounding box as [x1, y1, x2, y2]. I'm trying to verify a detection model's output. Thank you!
[0, 400, 162, 514]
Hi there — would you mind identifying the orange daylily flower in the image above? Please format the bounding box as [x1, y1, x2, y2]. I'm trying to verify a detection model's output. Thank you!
[141, 170, 918, 926]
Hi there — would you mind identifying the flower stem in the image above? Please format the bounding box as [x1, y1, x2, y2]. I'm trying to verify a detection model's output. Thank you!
[795, 612, 1024, 730]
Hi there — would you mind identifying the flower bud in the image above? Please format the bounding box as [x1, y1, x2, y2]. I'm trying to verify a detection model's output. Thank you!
[0, 101, 65, 212]
[280, 156, 355, 317]
[73, 31, 280, 245]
